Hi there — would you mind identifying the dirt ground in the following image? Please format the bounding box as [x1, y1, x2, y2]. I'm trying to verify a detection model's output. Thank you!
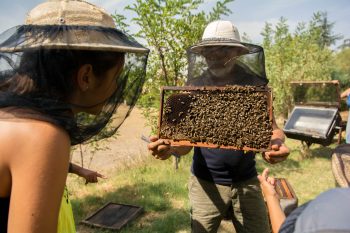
[71, 107, 151, 173]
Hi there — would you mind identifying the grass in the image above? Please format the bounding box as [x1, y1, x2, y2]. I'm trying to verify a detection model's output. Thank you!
[256, 139, 337, 203]
[68, 156, 192, 233]
[67, 138, 339, 233]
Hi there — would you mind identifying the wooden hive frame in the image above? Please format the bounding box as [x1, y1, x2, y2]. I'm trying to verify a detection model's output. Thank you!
[158, 86, 273, 152]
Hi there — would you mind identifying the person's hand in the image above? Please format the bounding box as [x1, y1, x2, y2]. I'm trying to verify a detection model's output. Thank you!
[341, 88, 350, 99]
[262, 138, 290, 164]
[78, 167, 106, 184]
[147, 135, 172, 160]
[258, 168, 278, 199]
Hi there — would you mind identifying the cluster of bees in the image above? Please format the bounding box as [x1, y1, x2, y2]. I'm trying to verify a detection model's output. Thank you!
[159, 86, 272, 150]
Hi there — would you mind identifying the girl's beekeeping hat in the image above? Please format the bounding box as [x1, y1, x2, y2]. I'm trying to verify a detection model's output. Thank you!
[0, 0, 148, 53]
[189, 20, 249, 55]
[0, 0, 149, 145]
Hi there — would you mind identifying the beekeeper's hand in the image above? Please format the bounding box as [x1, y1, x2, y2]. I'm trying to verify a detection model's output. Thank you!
[148, 136, 172, 160]
[262, 138, 290, 164]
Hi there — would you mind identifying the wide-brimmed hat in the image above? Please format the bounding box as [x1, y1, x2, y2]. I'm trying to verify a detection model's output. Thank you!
[331, 144, 350, 187]
[190, 20, 249, 55]
[0, 0, 148, 53]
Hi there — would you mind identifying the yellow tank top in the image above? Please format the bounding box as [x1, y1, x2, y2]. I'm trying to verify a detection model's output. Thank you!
[57, 186, 76, 233]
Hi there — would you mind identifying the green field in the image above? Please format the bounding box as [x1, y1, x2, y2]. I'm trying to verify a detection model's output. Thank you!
[67, 138, 338, 233]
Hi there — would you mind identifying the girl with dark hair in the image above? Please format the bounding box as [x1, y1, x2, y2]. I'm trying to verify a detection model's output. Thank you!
[0, 0, 149, 232]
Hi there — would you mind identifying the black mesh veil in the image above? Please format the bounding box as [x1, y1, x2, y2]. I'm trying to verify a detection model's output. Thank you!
[0, 25, 149, 145]
[187, 42, 268, 87]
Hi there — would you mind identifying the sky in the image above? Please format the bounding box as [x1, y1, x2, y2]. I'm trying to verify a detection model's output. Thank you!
[0, 0, 349, 48]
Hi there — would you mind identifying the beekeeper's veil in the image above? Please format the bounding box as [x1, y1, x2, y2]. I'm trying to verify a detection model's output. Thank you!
[0, 0, 149, 145]
[187, 20, 268, 86]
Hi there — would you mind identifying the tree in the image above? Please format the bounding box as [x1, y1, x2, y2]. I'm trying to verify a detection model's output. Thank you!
[114, 0, 233, 132]
[333, 47, 350, 88]
[313, 12, 343, 48]
[262, 14, 337, 117]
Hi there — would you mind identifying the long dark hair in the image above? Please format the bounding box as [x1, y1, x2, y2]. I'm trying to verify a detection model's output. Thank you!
[1, 49, 125, 99]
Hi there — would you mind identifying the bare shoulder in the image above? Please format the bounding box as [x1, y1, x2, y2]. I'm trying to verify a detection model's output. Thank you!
[0, 118, 70, 161]
[25, 120, 70, 145]
[3, 119, 71, 233]
[7, 119, 68, 142]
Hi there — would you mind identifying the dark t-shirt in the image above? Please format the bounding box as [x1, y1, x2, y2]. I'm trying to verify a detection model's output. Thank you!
[188, 64, 268, 184]
[191, 147, 257, 184]
[0, 197, 9, 233]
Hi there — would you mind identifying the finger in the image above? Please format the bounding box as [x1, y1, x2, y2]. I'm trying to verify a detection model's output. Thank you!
[148, 140, 163, 150]
[267, 176, 275, 185]
[152, 146, 171, 157]
[264, 154, 281, 164]
[273, 157, 287, 163]
[269, 156, 285, 162]
[162, 139, 170, 145]
[151, 146, 171, 158]
[262, 153, 271, 163]
[261, 168, 269, 179]
[95, 172, 104, 178]
[263, 152, 271, 160]
[268, 158, 279, 164]
[266, 147, 289, 157]
[158, 144, 171, 153]
[157, 154, 171, 160]
[266, 150, 277, 157]
[273, 155, 287, 161]
[149, 135, 159, 142]
[153, 154, 166, 160]
[268, 152, 288, 160]
[148, 139, 170, 151]
[271, 144, 280, 151]
[153, 151, 171, 160]
[257, 174, 264, 183]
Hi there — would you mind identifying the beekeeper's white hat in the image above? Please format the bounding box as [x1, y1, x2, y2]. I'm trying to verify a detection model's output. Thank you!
[190, 20, 249, 55]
